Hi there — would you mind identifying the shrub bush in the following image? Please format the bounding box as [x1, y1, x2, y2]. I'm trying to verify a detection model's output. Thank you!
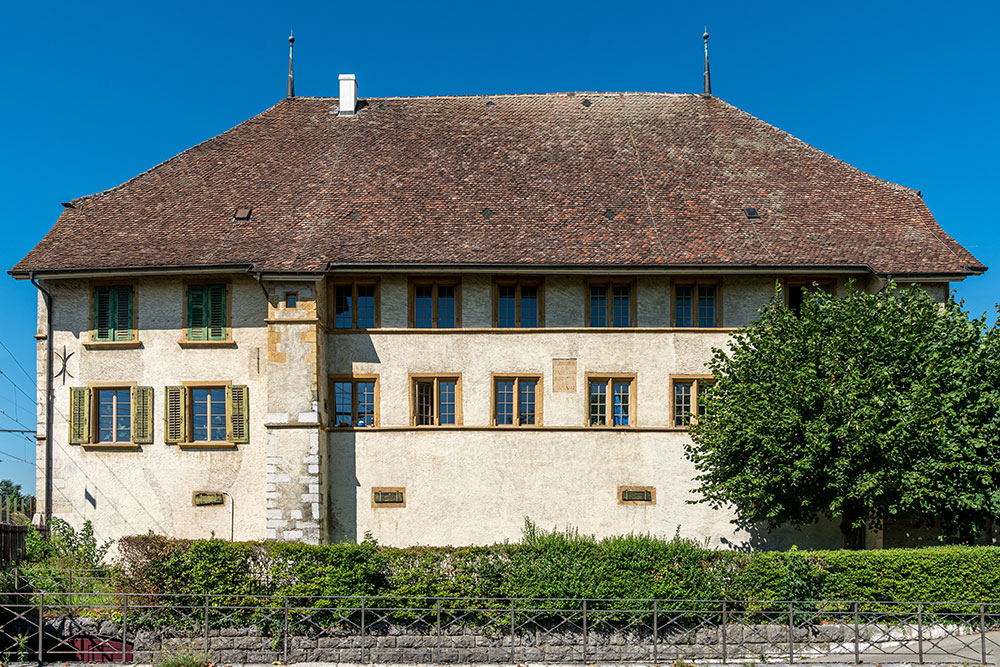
[112, 527, 1000, 606]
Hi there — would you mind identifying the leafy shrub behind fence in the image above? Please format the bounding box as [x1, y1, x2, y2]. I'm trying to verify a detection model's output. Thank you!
[110, 525, 1000, 611]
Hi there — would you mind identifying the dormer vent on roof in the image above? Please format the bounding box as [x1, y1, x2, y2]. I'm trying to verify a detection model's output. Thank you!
[339, 74, 357, 116]
[234, 207, 252, 220]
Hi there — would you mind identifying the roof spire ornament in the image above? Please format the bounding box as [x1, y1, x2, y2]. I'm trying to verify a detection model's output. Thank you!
[702, 28, 712, 96]
[287, 31, 295, 98]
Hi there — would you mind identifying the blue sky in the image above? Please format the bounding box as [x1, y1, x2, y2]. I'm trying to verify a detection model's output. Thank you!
[1, 1, 997, 493]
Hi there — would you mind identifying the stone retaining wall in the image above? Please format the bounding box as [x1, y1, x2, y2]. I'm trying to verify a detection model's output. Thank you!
[18, 616, 971, 664]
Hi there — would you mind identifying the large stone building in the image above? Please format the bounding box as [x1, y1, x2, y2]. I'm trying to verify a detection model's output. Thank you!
[10, 73, 985, 550]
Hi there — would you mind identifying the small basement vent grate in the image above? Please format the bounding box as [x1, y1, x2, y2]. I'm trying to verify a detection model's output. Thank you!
[372, 487, 406, 507]
[618, 486, 656, 505]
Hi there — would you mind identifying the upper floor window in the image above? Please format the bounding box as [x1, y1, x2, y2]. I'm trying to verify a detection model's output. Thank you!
[587, 280, 635, 327]
[494, 279, 543, 327]
[671, 376, 715, 427]
[411, 375, 461, 425]
[186, 284, 228, 341]
[410, 279, 460, 328]
[787, 279, 834, 313]
[332, 280, 379, 329]
[331, 376, 378, 427]
[493, 375, 540, 425]
[674, 282, 719, 327]
[588, 375, 635, 427]
[92, 285, 134, 342]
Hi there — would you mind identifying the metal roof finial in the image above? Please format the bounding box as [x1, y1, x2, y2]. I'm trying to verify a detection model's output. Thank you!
[703, 28, 712, 97]
[287, 31, 295, 98]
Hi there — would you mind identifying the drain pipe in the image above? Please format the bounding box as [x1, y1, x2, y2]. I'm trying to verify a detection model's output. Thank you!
[250, 269, 270, 301]
[28, 272, 53, 525]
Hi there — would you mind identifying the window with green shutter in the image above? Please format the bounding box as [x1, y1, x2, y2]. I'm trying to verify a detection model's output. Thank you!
[227, 385, 249, 444]
[164, 386, 186, 444]
[92, 286, 134, 342]
[187, 285, 228, 341]
[69, 387, 91, 444]
[132, 386, 154, 444]
[164, 384, 248, 445]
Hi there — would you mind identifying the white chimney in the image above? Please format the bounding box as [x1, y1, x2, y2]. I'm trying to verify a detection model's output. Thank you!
[338, 74, 357, 116]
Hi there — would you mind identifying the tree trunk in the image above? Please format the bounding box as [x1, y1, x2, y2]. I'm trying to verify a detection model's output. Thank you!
[840, 514, 865, 550]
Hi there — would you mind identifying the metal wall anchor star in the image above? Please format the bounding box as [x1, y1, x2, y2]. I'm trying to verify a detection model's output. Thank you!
[54, 346, 74, 385]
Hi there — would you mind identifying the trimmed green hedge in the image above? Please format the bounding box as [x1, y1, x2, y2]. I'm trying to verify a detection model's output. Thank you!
[112, 527, 1000, 604]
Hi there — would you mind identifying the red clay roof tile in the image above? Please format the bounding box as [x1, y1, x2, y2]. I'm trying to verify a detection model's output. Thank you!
[11, 93, 985, 276]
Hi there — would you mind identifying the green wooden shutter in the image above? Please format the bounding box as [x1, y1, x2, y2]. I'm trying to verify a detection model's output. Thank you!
[69, 387, 91, 444]
[207, 285, 227, 341]
[226, 385, 249, 443]
[187, 287, 207, 341]
[132, 386, 153, 444]
[113, 286, 133, 342]
[164, 386, 186, 444]
[93, 288, 112, 341]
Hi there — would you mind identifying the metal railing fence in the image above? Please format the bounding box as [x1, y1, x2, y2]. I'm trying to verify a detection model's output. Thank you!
[2, 592, 999, 664]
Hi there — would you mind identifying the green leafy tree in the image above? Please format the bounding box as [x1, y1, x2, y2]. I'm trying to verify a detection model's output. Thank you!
[686, 282, 998, 548]
[0, 479, 27, 503]
[0, 479, 33, 525]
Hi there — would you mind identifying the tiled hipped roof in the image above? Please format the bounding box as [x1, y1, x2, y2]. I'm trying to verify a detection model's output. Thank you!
[12, 93, 985, 276]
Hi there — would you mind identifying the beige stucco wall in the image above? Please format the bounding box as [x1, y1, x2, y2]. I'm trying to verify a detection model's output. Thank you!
[323, 273, 852, 548]
[328, 429, 842, 549]
[33, 269, 950, 550]
[41, 275, 269, 544]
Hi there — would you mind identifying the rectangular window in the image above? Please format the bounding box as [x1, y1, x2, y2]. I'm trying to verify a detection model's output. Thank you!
[674, 282, 719, 327]
[411, 376, 461, 425]
[332, 281, 379, 329]
[330, 376, 378, 427]
[69, 386, 153, 446]
[588, 376, 635, 427]
[191, 387, 227, 442]
[671, 376, 715, 427]
[590, 285, 607, 327]
[492, 376, 540, 426]
[187, 284, 228, 341]
[92, 285, 134, 342]
[493, 279, 543, 327]
[164, 384, 249, 445]
[787, 280, 834, 313]
[96, 388, 131, 443]
[588, 280, 634, 327]
[410, 279, 460, 328]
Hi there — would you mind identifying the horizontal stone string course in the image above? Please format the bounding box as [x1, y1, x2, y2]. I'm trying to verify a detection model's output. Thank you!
[31, 616, 975, 664]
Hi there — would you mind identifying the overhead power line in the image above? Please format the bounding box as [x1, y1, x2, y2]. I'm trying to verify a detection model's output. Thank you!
[0, 448, 34, 465]
[0, 370, 34, 403]
[0, 408, 33, 431]
[0, 340, 34, 385]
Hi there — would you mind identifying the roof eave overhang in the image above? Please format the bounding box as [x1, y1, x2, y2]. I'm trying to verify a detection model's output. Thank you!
[324, 262, 979, 280]
[10, 262, 984, 281]
[9, 263, 260, 280]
